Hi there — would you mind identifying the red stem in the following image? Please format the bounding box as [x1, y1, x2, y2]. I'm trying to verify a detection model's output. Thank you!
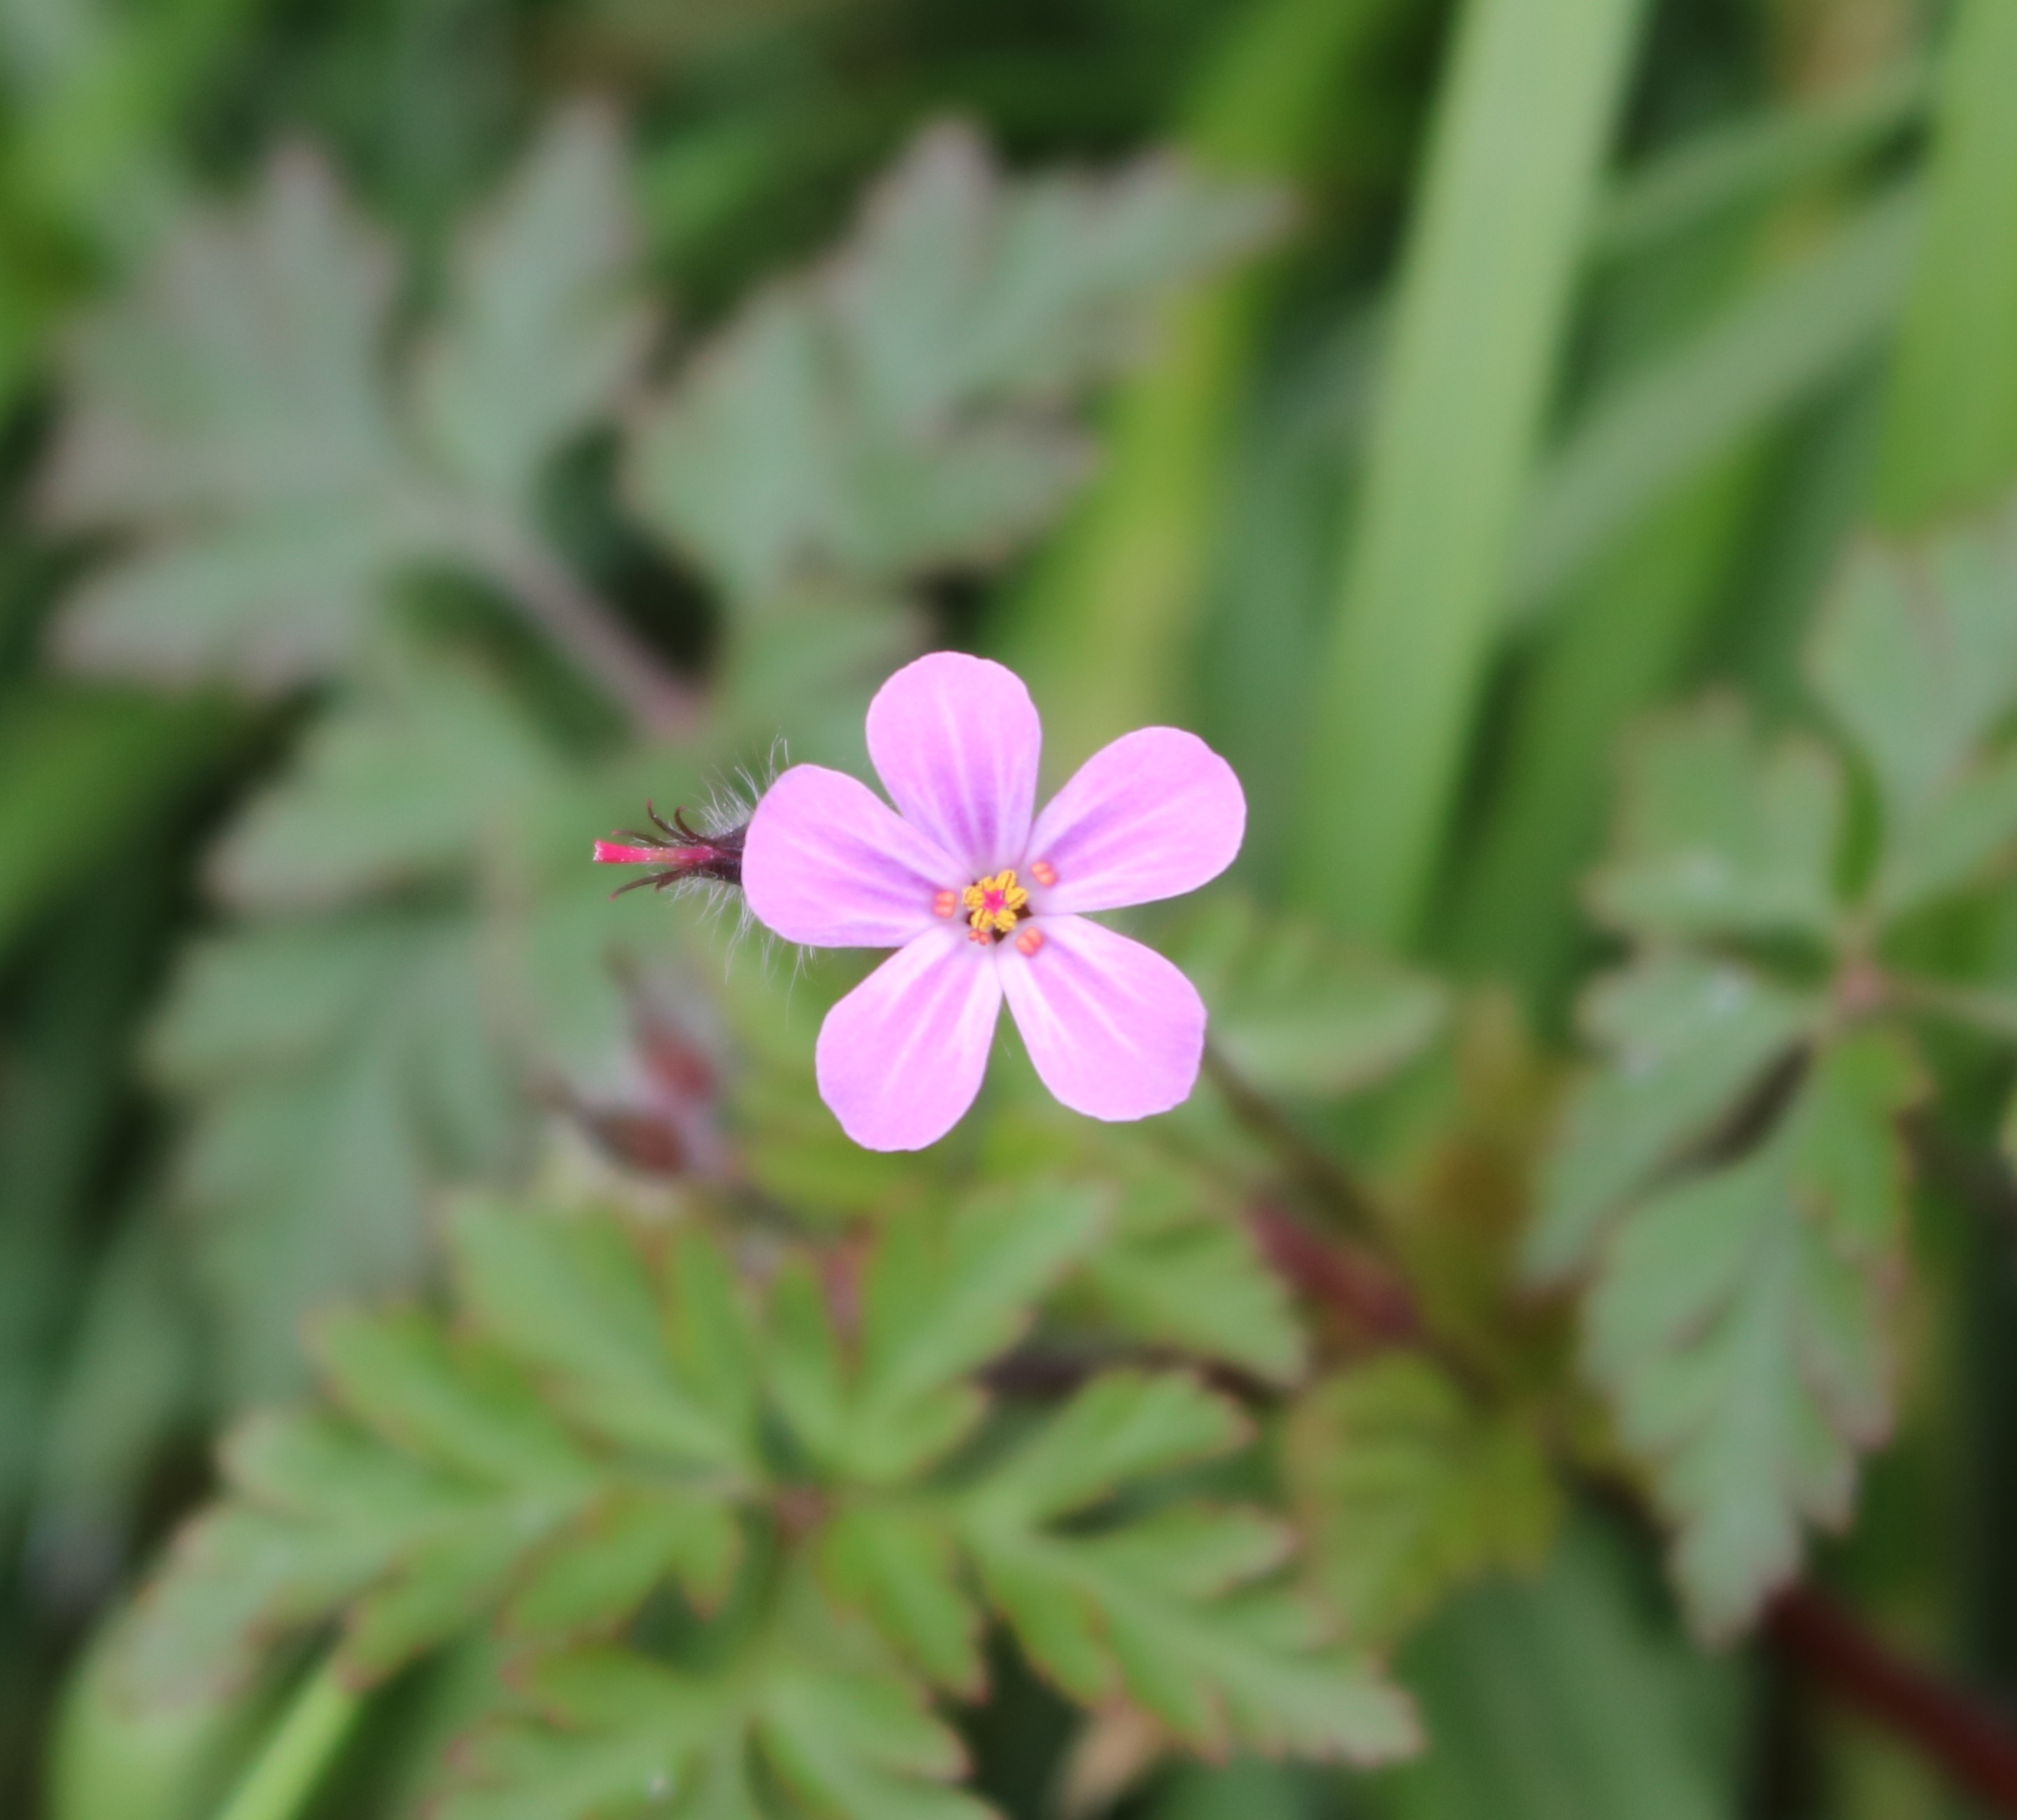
[1246, 1202, 1420, 1346]
[1767, 1585, 2017, 1814]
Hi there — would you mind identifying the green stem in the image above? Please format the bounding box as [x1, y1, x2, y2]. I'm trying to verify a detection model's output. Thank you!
[212, 1657, 362, 1820]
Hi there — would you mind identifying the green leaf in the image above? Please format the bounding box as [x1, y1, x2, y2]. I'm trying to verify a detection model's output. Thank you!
[122, 1400, 586, 1699]
[1175, 896, 1448, 1098]
[47, 1595, 277, 1820]
[414, 104, 651, 507]
[450, 1202, 761, 1474]
[818, 1504, 983, 1695]
[1073, 1154, 1306, 1384]
[208, 638, 567, 910]
[507, 1488, 742, 1639]
[959, 1374, 1419, 1763]
[1284, 1353, 1560, 1649]
[428, 1647, 732, 1820]
[148, 910, 523, 1398]
[969, 1371, 1246, 1526]
[309, 1306, 593, 1488]
[1293, 0, 1647, 943]
[121, 1281, 752, 1700]
[433, 1582, 993, 1820]
[625, 122, 1279, 602]
[1584, 698, 1843, 945]
[1379, 1515, 1741, 1820]
[771, 1183, 1105, 1484]
[1525, 955, 1820, 1285]
[1581, 1032, 1919, 1635]
[42, 148, 427, 689]
[41, 115, 651, 698]
[1807, 496, 2017, 916]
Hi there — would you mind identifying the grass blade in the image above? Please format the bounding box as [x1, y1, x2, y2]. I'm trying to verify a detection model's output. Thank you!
[1586, 60, 1929, 266]
[999, 0, 1398, 776]
[1874, 0, 2017, 527]
[1292, 0, 1646, 944]
[1512, 185, 1918, 621]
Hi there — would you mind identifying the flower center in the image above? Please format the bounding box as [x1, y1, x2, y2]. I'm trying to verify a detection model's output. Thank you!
[960, 869, 1028, 943]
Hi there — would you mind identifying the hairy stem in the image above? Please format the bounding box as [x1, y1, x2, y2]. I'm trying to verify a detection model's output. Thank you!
[213, 1656, 362, 1820]
[1767, 1585, 2017, 1815]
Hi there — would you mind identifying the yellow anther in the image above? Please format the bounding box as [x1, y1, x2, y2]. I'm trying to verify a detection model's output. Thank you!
[961, 869, 1028, 940]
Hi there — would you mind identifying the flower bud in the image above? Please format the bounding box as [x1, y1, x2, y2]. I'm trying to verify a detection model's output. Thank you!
[591, 802, 745, 896]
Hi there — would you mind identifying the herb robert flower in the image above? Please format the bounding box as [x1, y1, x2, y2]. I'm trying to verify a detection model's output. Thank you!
[737, 652, 1244, 1150]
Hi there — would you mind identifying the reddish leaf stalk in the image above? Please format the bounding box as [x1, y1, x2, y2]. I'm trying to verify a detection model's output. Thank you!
[1767, 1585, 2017, 1814]
[1246, 1202, 1421, 1347]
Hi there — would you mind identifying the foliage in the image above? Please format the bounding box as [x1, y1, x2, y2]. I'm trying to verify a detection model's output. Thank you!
[120, 1192, 1416, 1814]
[10, 3, 2017, 1818]
[1528, 491, 2017, 1635]
[1284, 1353, 1559, 1650]
[36, 113, 1279, 1401]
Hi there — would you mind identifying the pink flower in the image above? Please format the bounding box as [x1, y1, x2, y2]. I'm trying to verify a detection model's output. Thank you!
[741, 652, 1245, 1150]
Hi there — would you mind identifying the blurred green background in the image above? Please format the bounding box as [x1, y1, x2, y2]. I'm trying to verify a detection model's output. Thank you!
[8, 0, 2017, 1815]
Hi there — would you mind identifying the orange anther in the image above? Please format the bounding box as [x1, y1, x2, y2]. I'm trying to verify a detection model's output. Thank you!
[1015, 928, 1044, 957]
[1029, 859, 1057, 887]
[933, 889, 958, 918]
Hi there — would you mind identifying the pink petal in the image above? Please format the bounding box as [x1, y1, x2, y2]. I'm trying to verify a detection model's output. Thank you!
[1024, 728, 1245, 914]
[865, 652, 1039, 877]
[816, 926, 1004, 1150]
[998, 915, 1205, 1122]
[743, 765, 961, 947]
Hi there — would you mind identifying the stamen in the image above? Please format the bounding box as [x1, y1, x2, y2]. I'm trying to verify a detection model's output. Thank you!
[1029, 859, 1057, 887]
[960, 870, 1029, 940]
[933, 889, 958, 918]
[1015, 928, 1044, 957]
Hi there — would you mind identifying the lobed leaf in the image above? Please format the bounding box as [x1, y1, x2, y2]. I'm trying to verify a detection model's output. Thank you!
[209, 637, 568, 910]
[42, 148, 427, 689]
[1585, 699, 1843, 945]
[954, 1373, 1420, 1763]
[770, 1183, 1105, 1484]
[1284, 1353, 1561, 1649]
[148, 910, 523, 1399]
[1175, 895, 1448, 1099]
[1581, 1033, 1920, 1635]
[1525, 955, 1820, 1285]
[817, 1504, 983, 1695]
[625, 122, 1280, 602]
[450, 1201, 760, 1474]
[414, 104, 653, 507]
[434, 1577, 993, 1820]
[42, 115, 652, 693]
[1808, 497, 2017, 918]
[1075, 1156, 1306, 1384]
